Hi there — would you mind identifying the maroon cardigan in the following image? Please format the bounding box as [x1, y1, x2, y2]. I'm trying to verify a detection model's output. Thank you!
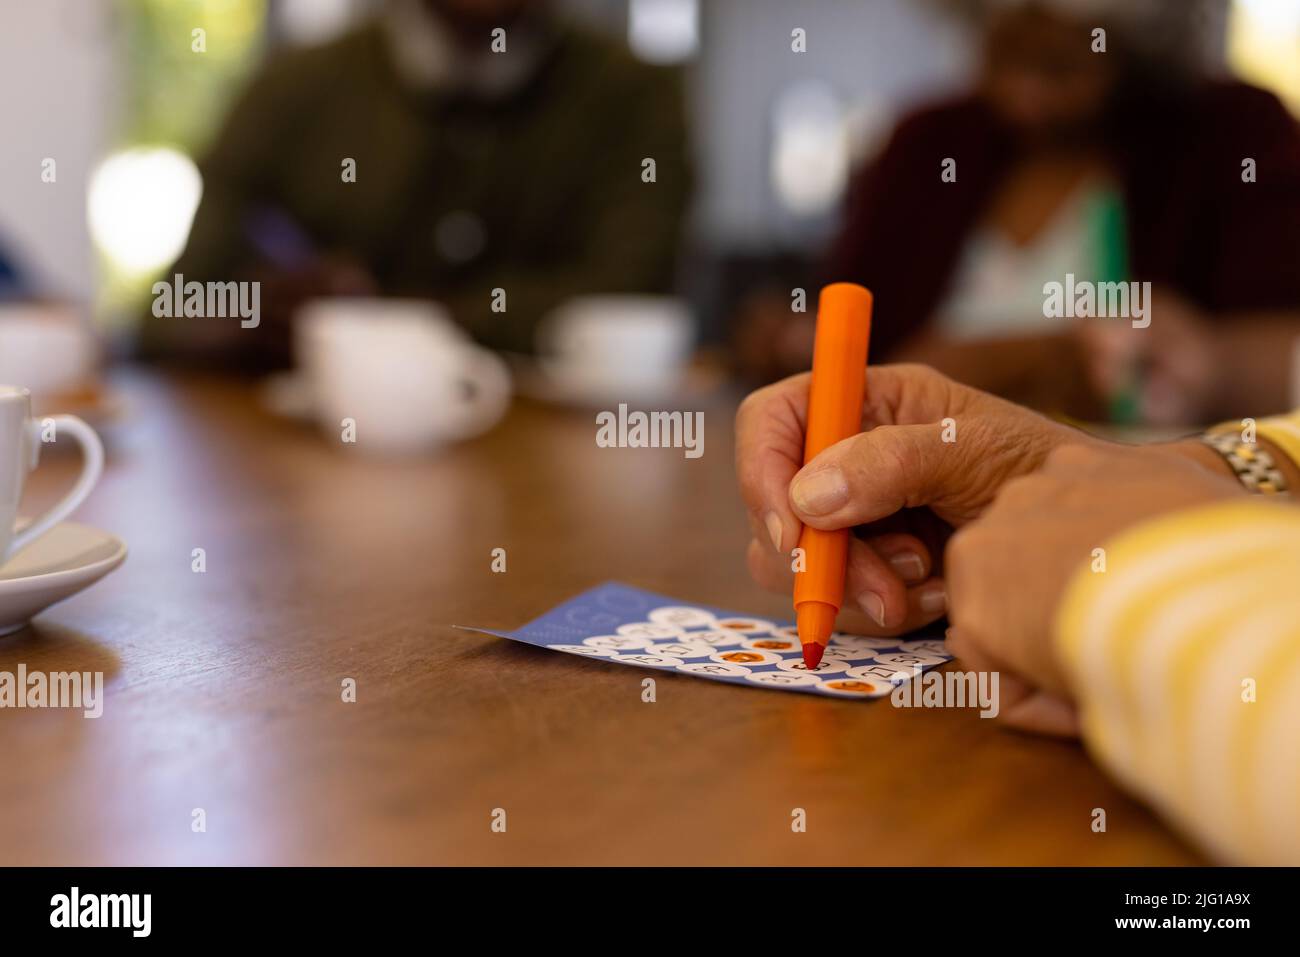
[824, 81, 1300, 359]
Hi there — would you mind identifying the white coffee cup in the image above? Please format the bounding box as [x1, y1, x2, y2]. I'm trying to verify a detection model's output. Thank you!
[538, 295, 693, 400]
[294, 298, 511, 453]
[0, 386, 104, 564]
[0, 305, 97, 396]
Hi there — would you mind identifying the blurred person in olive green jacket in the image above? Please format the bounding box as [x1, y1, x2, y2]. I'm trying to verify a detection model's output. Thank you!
[142, 0, 692, 371]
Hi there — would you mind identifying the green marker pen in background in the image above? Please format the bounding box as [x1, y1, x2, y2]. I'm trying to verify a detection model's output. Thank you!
[1090, 185, 1141, 425]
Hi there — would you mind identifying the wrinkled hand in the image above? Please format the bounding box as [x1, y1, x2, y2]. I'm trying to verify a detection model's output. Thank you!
[250, 253, 378, 366]
[735, 363, 1106, 636]
[1075, 287, 1220, 425]
[731, 290, 817, 384]
[945, 443, 1246, 735]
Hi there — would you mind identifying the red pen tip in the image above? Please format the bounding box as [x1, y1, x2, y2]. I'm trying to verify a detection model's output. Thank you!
[796, 601, 835, 671]
[801, 642, 824, 670]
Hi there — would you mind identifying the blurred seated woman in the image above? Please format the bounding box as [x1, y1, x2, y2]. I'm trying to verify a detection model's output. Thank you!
[737, 0, 1300, 425]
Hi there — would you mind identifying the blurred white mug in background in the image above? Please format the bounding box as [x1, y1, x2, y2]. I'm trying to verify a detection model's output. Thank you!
[538, 295, 694, 403]
[0, 304, 98, 397]
[294, 298, 511, 454]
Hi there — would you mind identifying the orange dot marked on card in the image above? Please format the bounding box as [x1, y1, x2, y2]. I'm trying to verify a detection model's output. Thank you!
[825, 680, 877, 694]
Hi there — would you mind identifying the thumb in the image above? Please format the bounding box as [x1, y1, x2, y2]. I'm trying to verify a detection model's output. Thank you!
[788, 423, 959, 529]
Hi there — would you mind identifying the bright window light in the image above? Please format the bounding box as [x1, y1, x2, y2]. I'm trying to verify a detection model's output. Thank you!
[1235, 0, 1300, 32]
[87, 147, 203, 275]
[277, 0, 359, 46]
[770, 81, 849, 218]
[628, 0, 699, 64]
[1229, 0, 1300, 115]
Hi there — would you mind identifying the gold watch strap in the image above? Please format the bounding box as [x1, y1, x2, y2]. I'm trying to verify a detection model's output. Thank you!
[1201, 430, 1289, 497]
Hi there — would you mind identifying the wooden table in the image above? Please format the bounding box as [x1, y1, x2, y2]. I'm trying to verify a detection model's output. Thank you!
[0, 369, 1203, 865]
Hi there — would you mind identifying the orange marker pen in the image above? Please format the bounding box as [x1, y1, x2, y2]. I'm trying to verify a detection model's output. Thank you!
[794, 283, 872, 669]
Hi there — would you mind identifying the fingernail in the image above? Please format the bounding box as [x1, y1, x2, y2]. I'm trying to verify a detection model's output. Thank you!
[763, 511, 783, 553]
[791, 469, 848, 515]
[888, 551, 925, 582]
[919, 583, 948, 615]
[858, 591, 887, 627]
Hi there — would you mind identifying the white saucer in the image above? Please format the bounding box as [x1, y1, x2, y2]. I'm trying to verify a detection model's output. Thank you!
[505, 354, 726, 409]
[0, 522, 127, 636]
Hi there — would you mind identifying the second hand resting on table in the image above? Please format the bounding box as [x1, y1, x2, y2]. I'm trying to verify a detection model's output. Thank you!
[734, 363, 1267, 735]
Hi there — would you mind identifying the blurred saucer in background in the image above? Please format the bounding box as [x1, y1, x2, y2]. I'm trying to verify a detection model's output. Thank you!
[508, 351, 729, 409]
[258, 370, 316, 422]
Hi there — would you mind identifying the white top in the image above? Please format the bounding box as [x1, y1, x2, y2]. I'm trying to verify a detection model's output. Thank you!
[936, 180, 1111, 340]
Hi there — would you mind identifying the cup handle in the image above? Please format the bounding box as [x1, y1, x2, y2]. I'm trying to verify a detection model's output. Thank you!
[8, 414, 104, 558]
[448, 348, 511, 440]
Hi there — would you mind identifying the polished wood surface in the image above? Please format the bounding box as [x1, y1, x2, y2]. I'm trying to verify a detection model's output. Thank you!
[0, 370, 1203, 865]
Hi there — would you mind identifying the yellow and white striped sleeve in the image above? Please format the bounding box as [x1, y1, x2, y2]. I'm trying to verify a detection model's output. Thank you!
[1208, 410, 1300, 475]
[1054, 498, 1300, 865]
[1255, 411, 1300, 470]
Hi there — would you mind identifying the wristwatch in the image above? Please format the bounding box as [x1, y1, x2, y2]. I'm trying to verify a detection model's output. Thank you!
[1201, 430, 1289, 497]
